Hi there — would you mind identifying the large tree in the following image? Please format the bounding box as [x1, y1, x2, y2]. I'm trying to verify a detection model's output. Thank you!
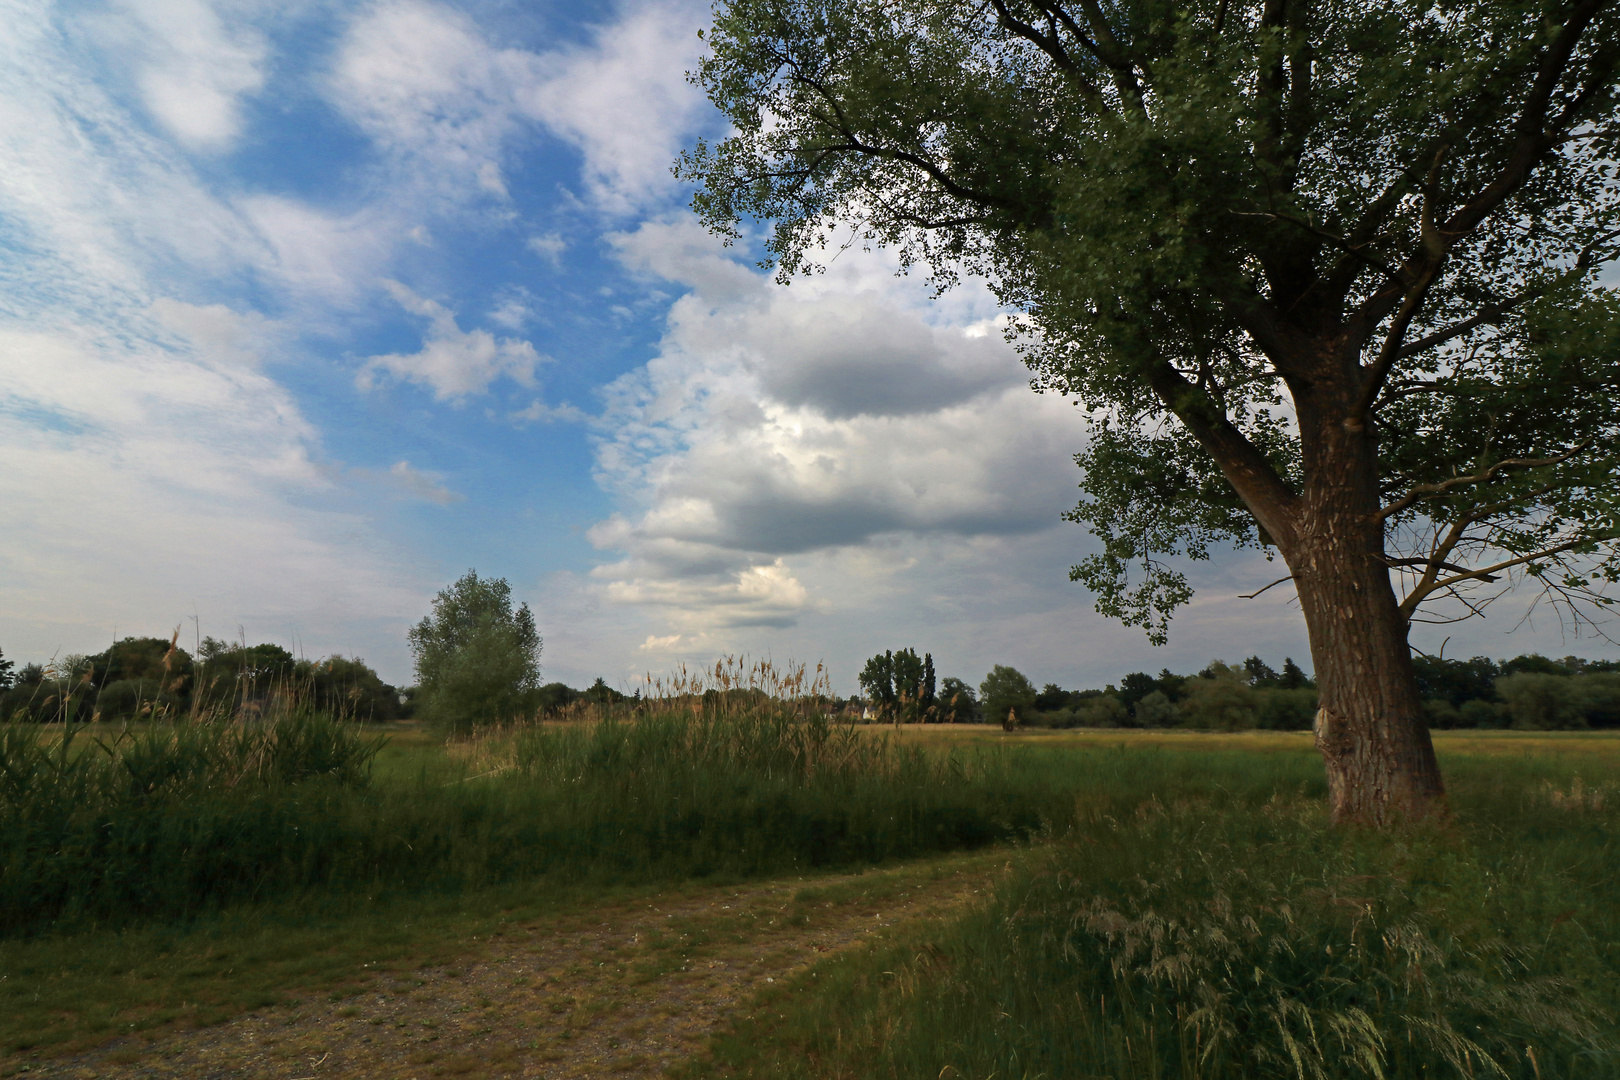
[682, 0, 1620, 822]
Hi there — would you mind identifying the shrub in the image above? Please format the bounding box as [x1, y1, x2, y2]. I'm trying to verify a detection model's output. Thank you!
[1497, 672, 1590, 730]
[1460, 698, 1508, 728]
[1178, 663, 1259, 730]
[94, 679, 174, 721]
[1254, 686, 1317, 730]
[1133, 689, 1178, 727]
[1077, 692, 1128, 727]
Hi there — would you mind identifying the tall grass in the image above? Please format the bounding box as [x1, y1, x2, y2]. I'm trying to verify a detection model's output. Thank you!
[692, 758, 1620, 1080]
[0, 709, 384, 934]
[0, 666, 1079, 935]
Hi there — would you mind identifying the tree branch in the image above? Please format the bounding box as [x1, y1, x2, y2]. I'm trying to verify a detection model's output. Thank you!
[1393, 228, 1620, 361]
[1143, 359, 1300, 550]
[1239, 574, 1294, 599]
[985, 0, 1110, 110]
[1405, 537, 1612, 613]
[1374, 441, 1594, 524]
[1348, 2, 1606, 345]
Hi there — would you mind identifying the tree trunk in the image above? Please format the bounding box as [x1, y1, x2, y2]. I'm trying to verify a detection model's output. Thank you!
[1286, 409, 1445, 825]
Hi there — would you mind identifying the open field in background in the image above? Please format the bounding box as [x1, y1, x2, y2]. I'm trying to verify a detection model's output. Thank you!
[2, 715, 1618, 1078]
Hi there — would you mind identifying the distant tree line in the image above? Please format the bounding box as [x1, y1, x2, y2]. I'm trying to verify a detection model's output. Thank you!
[0, 636, 403, 723]
[1413, 654, 1620, 730]
[851, 650, 1620, 732]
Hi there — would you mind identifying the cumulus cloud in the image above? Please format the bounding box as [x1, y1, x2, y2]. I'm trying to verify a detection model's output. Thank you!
[584, 222, 1080, 638]
[360, 281, 541, 400]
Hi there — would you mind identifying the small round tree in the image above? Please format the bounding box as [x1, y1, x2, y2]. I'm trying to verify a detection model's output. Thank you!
[408, 570, 542, 733]
[981, 665, 1038, 730]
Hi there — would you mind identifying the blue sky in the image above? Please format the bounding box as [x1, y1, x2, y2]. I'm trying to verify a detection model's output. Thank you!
[3, 0, 1614, 691]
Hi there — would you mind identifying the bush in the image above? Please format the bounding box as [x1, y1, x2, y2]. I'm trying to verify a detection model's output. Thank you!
[94, 679, 174, 721]
[1077, 693, 1128, 727]
[1133, 689, 1178, 727]
[1178, 663, 1259, 730]
[1423, 697, 1462, 729]
[1460, 698, 1508, 728]
[1498, 672, 1591, 730]
[1254, 686, 1317, 730]
[938, 678, 981, 723]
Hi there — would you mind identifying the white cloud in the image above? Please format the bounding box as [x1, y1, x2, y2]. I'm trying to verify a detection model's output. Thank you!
[0, 313, 426, 676]
[510, 398, 587, 425]
[353, 460, 465, 505]
[584, 223, 1080, 639]
[360, 280, 541, 400]
[515, 1, 713, 212]
[101, 0, 268, 151]
[326, 0, 538, 205]
[0, 6, 434, 679]
[527, 232, 567, 266]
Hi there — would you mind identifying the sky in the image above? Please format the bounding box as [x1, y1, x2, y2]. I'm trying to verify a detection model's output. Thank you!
[2, 0, 1615, 692]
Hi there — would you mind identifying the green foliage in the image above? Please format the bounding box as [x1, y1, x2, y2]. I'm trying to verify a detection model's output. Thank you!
[0, 705, 1076, 937]
[938, 677, 980, 723]
[1497, 672, 1620, 731]
[684, 0, 1620, 643]
[94, 679, 175, 722]
[296, 655, 400, 722]
[692, 755, 1620, 1080]
[0, 648, 13, 692]
[408, 570, 542, 733]
[0, 711, 383, 933]
[858, 649, 936, 721]
[979, 665, 1037, 727]
[1407, 655, 1620, 730]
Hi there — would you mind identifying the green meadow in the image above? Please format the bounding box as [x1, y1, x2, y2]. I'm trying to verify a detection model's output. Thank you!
[2, 709, 1617, 1078]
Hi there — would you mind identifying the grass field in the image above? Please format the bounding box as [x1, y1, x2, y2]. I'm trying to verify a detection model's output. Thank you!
[3, 716, 1617, 1078]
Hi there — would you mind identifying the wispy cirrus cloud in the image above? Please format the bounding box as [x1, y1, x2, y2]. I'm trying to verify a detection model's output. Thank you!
[102, 0, 269, 151]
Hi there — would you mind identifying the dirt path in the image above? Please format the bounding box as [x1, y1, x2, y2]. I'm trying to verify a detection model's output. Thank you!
[35, 855, 1002, 1080]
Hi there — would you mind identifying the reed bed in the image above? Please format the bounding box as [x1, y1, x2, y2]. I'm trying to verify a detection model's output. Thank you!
[0, 661, 1064, 935]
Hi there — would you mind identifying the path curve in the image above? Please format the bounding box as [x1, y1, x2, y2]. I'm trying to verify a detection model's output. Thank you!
[37, 857, 1001, 1080]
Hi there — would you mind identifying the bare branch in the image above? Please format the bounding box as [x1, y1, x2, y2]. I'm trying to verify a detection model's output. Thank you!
[1394, 229, 1620, 361]
[1239, 575, 1294, 599]
[1380, 556, 1497, 581]
[1417, 537, 1608, 605]
[1374, 442, 1594, 524]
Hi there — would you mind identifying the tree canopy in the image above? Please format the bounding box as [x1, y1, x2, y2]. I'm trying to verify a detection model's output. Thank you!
[408, 570, 542, 732]
[683, 0, 1620, 821]
[685, 0, 1619, 636]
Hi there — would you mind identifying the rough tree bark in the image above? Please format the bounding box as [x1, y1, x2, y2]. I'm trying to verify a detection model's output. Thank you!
[1160, 348, 1447, 825]
[1289, 406, 1445, 824]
